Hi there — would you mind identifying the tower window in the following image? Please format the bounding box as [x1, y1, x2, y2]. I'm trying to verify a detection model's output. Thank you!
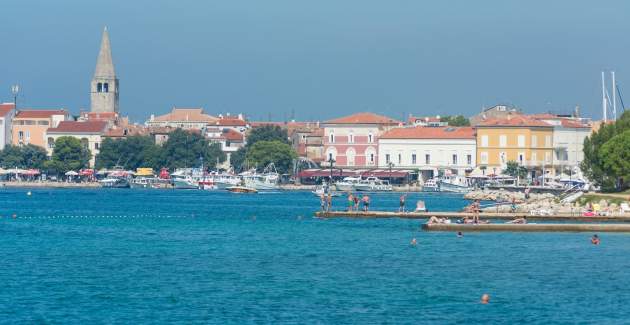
[97, 83, 103, 92]
[103, 83, 109, 93]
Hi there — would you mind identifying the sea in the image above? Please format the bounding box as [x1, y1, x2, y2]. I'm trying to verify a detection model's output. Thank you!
[1, 188, 629, 324]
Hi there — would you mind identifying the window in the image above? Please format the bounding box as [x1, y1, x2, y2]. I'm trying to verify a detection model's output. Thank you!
[95, 143, 100, 150]
[370, 153, 374, 163]
[499, 135, 507, 147]
[25, 131, 30, 140]
[467, 154, 472, 165]
[97, 82, 103, 92]
[103, 83, 109, 93]
[398, 154, 402, 164]
[499, 152, 507, 164]
[531, 152, 537, 162]
[368, 133, 373, 143]
[412, 154, 417, 165]
[328, 153, 333, 161]
[48, 137, 55, 149]
[545, 135, 551, 147]
[481, 135, 489, 147]
[425, 154, 430, 165]
[348, 133, 354, 143]
[24, 120, 35, 125]
[518, 152, 524, 163]
[385, 154, 391, 164]
[18, 131, 23, 140]
[545, 152, 551, 163]
[531, 135, 538, 148]
[518, 135, 525, 147]
[37, 121, 49, 126]
[480, 152, 488, 164]
[452, 154, 458, 165]
[329, 133, 334, 143]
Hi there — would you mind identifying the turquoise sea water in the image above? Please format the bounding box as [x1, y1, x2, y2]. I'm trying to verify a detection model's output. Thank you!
[1, 188, 629, 323]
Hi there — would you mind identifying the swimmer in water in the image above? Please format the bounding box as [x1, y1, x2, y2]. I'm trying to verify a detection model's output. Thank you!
[410, 238, 417, 246]
[591, 234, 600, 245]
[457, 231, 463, 238]
[481, 294, 490, 304]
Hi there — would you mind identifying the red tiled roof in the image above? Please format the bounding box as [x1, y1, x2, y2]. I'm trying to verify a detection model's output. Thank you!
[528, 113, 559, 119]
[215, 118, 247, 127]
[47, 121, 108, 133]
[560, 119, 591, 129]
[381, 127, 475, 139]
[0, 103, 15, 117]
[477, 115, 552, 127]
[325, 112, 401, 125]
[16, 109, 67, 119]
[222, 129, 244, 141]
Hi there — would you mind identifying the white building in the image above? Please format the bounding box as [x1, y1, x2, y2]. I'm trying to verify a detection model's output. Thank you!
[0, 103, 16, 150]
[378, 126, 476, 181]
[46, 121, 109, 167]
[146, 108, 218, 130]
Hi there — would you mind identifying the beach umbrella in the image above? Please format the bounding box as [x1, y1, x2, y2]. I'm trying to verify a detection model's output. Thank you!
[65, 171, 79, 176]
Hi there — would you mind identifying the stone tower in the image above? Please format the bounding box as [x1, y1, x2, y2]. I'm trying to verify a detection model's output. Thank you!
[90, 27, 119, 113]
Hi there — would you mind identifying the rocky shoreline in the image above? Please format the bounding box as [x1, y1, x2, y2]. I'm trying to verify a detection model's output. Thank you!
[464, 189, 581, 214]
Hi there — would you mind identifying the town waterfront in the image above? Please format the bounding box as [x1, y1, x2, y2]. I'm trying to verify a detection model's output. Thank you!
[1, 189, 629, 323]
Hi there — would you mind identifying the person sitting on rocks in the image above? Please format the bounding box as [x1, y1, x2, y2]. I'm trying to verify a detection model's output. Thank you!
[506, 216, 527, 224]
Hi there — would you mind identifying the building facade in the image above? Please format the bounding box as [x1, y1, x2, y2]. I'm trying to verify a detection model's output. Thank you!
[12, 109, 68, 148]
[0, 103, 16, 150]
[91, 27, 119, 113]
[322, 112, 401, 167]
[475, 115, 554, 177]
[46, 121, 109, 167]
[379, 127, 476, 180]
[146, 108, 218, 130]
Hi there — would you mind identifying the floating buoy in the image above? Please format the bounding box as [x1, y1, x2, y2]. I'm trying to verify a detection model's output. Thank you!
[26, 191, 32, 196]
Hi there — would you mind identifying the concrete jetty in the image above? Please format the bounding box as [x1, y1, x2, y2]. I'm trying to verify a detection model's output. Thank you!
[314, 211, 630, 222]
[422, 223, 630, 233]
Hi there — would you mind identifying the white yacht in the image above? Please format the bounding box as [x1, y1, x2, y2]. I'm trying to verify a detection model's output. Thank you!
[438, 175, 471, 193]
[240, 165, 280, 191]
[354, 177, 393, 192]
[213, 173, 242, 189]
[172, 168, 204, 189]
[335, 177, 361, 192]
[421, 178, 440, 192]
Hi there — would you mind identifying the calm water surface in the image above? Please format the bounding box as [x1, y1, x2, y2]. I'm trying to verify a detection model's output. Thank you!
[0, 188, 628, 323]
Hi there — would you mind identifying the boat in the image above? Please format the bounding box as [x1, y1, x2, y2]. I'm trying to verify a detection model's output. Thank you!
[213, 173, 242, 189]
[354, 177, 393, 192]
[334, 177, 361, 192]
[312, 183, 341, 197]
[240, 164, 280, 190]
[438, 175, 471, 193]
[171, 168, 205, 189]
[130, 177, 159, 188]
[100, 177, 130, 188]
[421, 178, 440, 192]
[226, 186, 258, 193]
[198, 179, 217, 190]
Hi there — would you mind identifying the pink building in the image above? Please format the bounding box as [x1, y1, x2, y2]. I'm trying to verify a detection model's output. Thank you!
[322, 112, 401, 167]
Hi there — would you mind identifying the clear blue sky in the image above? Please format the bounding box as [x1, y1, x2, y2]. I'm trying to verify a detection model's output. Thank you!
[1, 0, 628, 122]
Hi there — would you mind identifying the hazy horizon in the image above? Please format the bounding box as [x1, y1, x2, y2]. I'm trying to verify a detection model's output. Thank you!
[1, 0, 629, 122]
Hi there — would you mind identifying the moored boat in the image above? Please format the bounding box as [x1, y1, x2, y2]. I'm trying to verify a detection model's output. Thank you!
[354, 177, 393, 192]
[421, 178, 440, 192]
[226, 186, 258, 193]
[335, 177, 361, 192]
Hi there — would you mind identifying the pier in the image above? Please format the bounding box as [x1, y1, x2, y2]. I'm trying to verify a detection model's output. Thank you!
[422, 223, 630, 233]
[314, 211, 630, 222]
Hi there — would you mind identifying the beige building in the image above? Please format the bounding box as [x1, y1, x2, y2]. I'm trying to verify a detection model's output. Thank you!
[13, 109, 69, 148]
[146, 108, 218, 129]
[46, 121, 109, 167]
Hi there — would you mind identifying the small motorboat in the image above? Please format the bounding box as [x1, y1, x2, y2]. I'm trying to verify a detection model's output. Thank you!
[226, 186, 258, 193]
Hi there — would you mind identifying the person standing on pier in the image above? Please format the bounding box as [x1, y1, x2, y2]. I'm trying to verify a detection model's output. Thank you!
[473, 199, 481, 224]
[399, 194, 407, 213]
[326, 192, 332, 212]
[347, 193, 354, 212]
[362, 195, 370, 212]
[353, 195, 360, 211]
[320, 194, 326, 212]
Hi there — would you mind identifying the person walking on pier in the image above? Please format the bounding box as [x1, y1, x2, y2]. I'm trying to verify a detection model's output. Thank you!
[362, 195, 370, 212]
[399, 194, 407, 213]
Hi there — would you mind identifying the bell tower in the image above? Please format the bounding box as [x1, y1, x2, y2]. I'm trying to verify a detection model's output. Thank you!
[90, 27, 119, 113]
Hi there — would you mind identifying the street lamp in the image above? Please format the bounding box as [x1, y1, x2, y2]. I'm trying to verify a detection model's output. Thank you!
[328, 157, 336, 180]
[11, 84, 19, 109]
[388, 161, 394, 182]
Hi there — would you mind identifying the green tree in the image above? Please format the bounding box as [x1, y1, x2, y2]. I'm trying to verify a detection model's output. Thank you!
[229, 147, 247, 171]
[96, 135, 160, 170]
[599, 130, 630, 190]
[21, 144, 48, 169]
[45, 136, 91, 174]
[0, 145, 26, 168]
[440, 115, 471, 126]
[582, 111, 630, 191]
[158, 129, 225, 170]
[245, 140, 297, 174]
[503, 160, 527, 180]
[246, 125, 289, 148]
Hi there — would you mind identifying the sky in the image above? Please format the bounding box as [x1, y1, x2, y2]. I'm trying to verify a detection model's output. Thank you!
[1, 0, 629, 122]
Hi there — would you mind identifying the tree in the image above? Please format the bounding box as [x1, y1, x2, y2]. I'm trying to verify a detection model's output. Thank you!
[229, 147, 247, 171]
[582, 111, 630, 191]
[45, 136, 91, 174]
[158, 129, 225, 170]
[245, 140, 297, 174]
[503, 160, 527, 180]
[96, 135, 159, 170]
[440, 115, 470, 126]
[246, 125, 289, 148]
[0, 144, 48, 169]
[599, 130, 630, 190]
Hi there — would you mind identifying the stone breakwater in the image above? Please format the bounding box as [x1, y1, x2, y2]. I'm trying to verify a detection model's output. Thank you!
[465, 189, 583, 214]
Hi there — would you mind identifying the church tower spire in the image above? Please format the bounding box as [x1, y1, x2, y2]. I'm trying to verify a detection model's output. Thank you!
[90, 27, 119, 113]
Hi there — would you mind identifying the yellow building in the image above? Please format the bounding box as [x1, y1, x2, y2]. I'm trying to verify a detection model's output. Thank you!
[475, 115, 554, 178]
